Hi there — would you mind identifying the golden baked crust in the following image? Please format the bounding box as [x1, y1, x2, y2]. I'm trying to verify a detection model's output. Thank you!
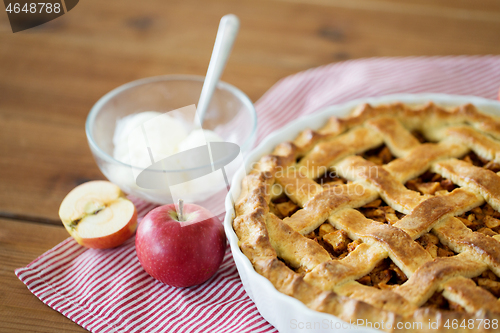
[233, 102, 500, 332]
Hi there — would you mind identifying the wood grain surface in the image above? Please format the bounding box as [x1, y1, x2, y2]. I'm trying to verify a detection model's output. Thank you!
[0, 218, 86, 332]
[1, 0, 500, 331]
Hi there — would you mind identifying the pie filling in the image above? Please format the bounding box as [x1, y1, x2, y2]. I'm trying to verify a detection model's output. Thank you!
[314, 169, 347, 187]
[462, 151, 500, 172]
[423, 291, 465, 312]
[406, 171, 457, 196]
[416, 233, 455, 258]
[356, 199, 405, 224]
[305, 223, 356, 260]
[356, 257, 407, 288]
[361, 145, 395, 166]
[269, 195, 300, 220]
[473, 269, 500, 298]
[458, 203, 500, 237]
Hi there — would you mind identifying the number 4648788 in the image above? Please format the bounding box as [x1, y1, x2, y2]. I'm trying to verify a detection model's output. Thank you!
[5, 3, 61, 14]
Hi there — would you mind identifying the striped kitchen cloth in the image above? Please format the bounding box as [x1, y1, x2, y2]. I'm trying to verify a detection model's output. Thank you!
[16, 56, 500, 333]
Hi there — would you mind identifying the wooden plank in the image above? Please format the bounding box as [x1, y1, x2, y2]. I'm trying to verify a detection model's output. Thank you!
[0, 0, 499, 219]
[0, 218, 86, 332]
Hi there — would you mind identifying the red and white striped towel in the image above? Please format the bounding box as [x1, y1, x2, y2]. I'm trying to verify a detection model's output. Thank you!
[16, 56, 500, 333]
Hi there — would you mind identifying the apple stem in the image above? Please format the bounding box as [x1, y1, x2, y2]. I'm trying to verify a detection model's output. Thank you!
[178, 199, 184, 222]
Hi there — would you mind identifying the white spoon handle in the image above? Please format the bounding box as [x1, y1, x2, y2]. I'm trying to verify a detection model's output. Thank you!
[197, 14, 240, 127]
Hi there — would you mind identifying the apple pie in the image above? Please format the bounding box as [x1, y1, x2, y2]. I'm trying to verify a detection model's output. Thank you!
[233, 102, 500, 332]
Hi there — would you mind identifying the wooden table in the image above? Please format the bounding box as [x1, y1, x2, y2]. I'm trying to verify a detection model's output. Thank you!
[1, 0, 500, 331]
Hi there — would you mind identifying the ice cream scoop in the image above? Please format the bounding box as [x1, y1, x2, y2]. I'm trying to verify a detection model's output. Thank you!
[113, 112, 223, 168]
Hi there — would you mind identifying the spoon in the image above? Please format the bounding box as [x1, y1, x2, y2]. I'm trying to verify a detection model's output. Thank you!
[196, 14, 240, 127]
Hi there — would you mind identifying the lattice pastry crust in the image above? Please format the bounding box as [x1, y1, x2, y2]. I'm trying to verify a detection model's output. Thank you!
[233, 102, 500, 332]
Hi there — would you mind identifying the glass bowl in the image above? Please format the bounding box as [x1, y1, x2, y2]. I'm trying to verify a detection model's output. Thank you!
[86, 75, 257, 206]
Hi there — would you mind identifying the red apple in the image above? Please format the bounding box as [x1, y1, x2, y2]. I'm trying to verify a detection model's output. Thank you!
[59, 181, 137, 249]
[135, 203, 226, 287]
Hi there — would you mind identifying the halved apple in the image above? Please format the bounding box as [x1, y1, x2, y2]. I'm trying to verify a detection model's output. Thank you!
[59, 181, 137, 249]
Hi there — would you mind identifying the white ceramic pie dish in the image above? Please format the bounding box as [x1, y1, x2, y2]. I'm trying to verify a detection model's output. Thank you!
[223, 93, 500, 333]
